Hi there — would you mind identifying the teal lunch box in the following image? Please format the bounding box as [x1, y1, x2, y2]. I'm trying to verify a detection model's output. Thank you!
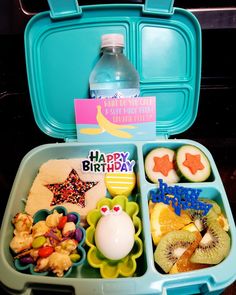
[0, 0, 235, 294]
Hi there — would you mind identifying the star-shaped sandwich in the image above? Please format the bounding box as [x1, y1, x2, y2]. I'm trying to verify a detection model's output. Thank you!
[46, 169, 98, 208]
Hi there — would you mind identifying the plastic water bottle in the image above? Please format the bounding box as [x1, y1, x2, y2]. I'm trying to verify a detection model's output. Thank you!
[89, 34, 140, 98]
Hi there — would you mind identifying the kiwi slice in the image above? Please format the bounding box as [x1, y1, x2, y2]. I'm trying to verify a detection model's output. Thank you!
[187, 199, 221, 231]
[190, 221, 230, 265]
[199, 198, 221, 215]
[154, 230, 196, 273]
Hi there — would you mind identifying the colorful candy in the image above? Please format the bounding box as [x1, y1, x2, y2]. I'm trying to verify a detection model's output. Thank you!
[38, 246, 54, 258]
[32, 236, 46, 249]
[10, 209, 85, 277]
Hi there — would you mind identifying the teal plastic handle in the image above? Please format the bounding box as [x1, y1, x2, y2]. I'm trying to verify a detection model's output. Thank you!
[47, 0, 174, 19]
[144, 0, 174, 15]
[47, 0, 82, 19]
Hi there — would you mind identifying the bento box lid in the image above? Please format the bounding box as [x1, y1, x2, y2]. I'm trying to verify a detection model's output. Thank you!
[24, 0, 201, 140]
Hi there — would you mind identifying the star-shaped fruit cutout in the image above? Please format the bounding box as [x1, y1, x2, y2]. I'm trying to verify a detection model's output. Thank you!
[153, 155, 174, 176]
[183, 153, 204, 174]
[46, 169, 98, 208]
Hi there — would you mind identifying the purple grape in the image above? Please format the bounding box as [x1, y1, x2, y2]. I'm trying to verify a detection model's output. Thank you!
[75, 228, 83, 242]
[67, 213, 78, 224]
[20, 256, 34, 265]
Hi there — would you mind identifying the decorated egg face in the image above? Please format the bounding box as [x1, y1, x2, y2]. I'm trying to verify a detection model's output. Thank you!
[94, 205, 135, 260]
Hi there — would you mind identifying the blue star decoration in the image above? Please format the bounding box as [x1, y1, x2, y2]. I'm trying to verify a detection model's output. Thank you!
[46, 169, 98, 208]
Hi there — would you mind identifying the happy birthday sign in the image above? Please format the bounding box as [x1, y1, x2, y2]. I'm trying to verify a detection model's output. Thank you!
[81, 150, 135, 173]
[150, 179, 212, 216]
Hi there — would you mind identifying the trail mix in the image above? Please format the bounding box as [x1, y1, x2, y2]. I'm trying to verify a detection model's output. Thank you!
[10, 210, 83, 277]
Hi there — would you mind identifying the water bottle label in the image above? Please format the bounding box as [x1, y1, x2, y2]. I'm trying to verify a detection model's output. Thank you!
[90, 88, 140, 99]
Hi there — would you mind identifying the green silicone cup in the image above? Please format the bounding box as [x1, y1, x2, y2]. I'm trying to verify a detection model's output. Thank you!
[86, 195, 143, 279]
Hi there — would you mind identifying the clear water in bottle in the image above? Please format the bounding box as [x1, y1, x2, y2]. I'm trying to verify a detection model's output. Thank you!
[89, 34, 140, 99]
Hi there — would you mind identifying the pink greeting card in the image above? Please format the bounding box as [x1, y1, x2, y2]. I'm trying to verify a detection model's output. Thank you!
[74, 97, 156, 142]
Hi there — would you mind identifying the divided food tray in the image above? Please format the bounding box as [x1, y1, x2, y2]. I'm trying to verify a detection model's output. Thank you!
[0, 1, 236, 294]
[0, 139, 235, 295]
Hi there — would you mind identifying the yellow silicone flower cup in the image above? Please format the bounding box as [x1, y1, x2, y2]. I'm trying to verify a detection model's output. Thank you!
[86, 195, 143, 278]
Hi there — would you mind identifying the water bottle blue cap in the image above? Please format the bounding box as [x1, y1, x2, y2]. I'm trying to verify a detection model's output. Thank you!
[101, 34, 124, 48]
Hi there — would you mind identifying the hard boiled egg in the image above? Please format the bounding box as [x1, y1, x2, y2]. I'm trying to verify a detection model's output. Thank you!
[95, 209, 135, 260]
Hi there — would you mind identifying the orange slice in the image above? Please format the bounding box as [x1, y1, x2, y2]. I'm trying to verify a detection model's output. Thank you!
[148, 200, 156, 216]
[169, 231, 208, 274]
[150, 202, 191, 245]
